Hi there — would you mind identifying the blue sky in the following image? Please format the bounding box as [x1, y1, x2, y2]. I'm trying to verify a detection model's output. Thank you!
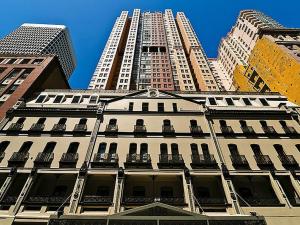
[1, 0, 300, 89]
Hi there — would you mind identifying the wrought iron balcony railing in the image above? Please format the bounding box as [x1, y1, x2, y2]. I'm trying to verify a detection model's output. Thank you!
[278, 155, 299, 168]
[51, 124, 66, 132]
[0, 195, 18, 204]
[81, 195, 113, 205]
[34, 152, 54, 167]
[162, 125, 175, 136]
[123, 196, 154, 205]
[241, 126, 255, 135]
[158, 154, 184, 168]
[220, 126, 234, 135]
[239, 197, 280, 206]
[105, 125, 118, 134]
[125, 154, 151, 168]
[59, 153, 78, 167]
[7, 123, 23, 132]
[230, 155, 249, 168]
[91, 153, 119, 168]
[134, 125, 147, 135]
[195, 197, 227, 205]
[73, 124, 87, 132]
[190, 126, 203, 136]
[25, 196, 69, 205]
[191, 154, 217, 168]
[159, 197, 185, 205]
[29, 123, 45, 132]
[8, 152, 29, 166]
[262, 126, 277, 135]
[282, 126, 298, 135]
[254, 155, 273, 168]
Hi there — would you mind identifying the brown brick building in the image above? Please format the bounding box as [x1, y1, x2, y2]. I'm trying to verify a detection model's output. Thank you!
[0, 54, 70, 119]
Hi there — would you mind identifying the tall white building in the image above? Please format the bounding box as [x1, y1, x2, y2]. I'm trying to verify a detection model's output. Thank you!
[0, 23, 76, 79]
[213, 10, 283, 90]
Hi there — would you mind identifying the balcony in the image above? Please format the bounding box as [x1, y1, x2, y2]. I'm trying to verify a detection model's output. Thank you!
[195, 197, 227, 206]
[123, 197, 154, 205]
[25, 196, 68, 205]
[191, 154, 217, 168]
[158, 197, 185, 205]
[80, 175, 115, 207]
[283, 126, 298, 136]
[232, 176, 282, 207]
[254, 155, 274, 169]
[7, 123, 23, 132]
[241, 126, 255, 135]
[158, 154, 184, 168]
[125, 154, 152, 168]
[105, 125, 118, 136]
[29, 123, 45, 132]
[34, 152, 54, 168]
[190, 126, 203, 137]
[278, 155, 299, 169]
[220, 126, 234, 135]
[262, 126, 277, 135]
[91, 153, 118, 168]
[134, 125, 147, 136]
[73, 124, 87, 133]
[162, 125, 175, 136]
[0, 195, 18, 205]
[59, 153, 78, 168]
[230, 155, 250, 169]
[81, 196, 113, 206]
[51, 124, 66, 133]
[8, 152, 29, 167]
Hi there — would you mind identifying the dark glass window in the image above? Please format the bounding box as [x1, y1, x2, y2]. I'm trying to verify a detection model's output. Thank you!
[142, 103, 149, 112]
[158, 103, 164, 112]
[67, 142, 79, 154]
[129, 102, 134, 111]
[172, 103, 178, 112]
[36, 95, 46, 103]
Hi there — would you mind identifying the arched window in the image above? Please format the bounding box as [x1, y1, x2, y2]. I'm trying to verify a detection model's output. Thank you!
[0, 141, 10, 153]
[190, 144, 198, 155]
[98, 142, 107, 154]
[109, 143, 117, 154]
[79, 118, 87, 125]
[274, 144, 286, 156]
[136, 119, 144, 126]
[58, 118, 67, 124]
[171, 143, 179, 155]
[19, 141, 33, 153]
[67, 142, 79, 154]
[37, 118, 46, 124]
[279, 121, 287, 127]
[140, 143, 148, 155]
[190, 120, 198, 127]
[109, 119, 117, 125]
[251, 144, 262, 156]
[43, 142, 56, 153]
[239, 120, 247, 127]
[163, 119, 171, 126]
[160, 143, 168, 155]
[219, 120, 227, 127]
[17, 117, 26, 124]
[228, 144, 239, 156]
[129, 143, 137, 155]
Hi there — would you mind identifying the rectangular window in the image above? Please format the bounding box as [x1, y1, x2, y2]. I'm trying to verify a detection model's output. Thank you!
[208, 98, 217, 105]
[142, 102, 149, 112]
[53, 95, 63, 103]
[260, 98, 269, 106]
[90, 96, 98, 104]
[71, 96, 81, 103]
[172, 103, 178, 112]
[36, 95, 46, 103]
[225, 98, 234, 106]
[243, 98, 252, 106]
[129, 102, 134, 111]
[158, 103, 164, 112]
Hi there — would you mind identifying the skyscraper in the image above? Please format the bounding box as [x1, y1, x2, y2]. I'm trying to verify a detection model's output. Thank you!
[0, 24, 76, 79]
[211, 10, 283, 90]
[89, 9, 219, 91]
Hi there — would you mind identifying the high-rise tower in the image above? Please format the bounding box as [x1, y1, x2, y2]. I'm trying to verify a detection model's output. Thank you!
[89, 9, 218, 91]
[0, 24, 76, 78]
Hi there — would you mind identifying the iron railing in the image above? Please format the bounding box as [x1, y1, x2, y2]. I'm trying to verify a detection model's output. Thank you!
[126, 154, 151, 164]
[81, 195, 113, 205]
[162, 125, 175, 136]
[29, 123, 45, 132]
[241, 126, 255, 135]
[191, 154, 217, 167]
[73, 124, 87, 132]
[283, 126, 298, 135]
[7, 123, 23, 131]
[91, 153, 119, 167]
[254, 155, 273, 167]
[190, 126, 203, 136]
[278, 155, 298, 167]
[220, 126, 234, 135]
[8, 152, 29, 164]
[195, 197, 227, 205]
[105, 125, 118, 133]
[239, 197, 280, 206]
[159, 154, 184, 166]
[51, 124, 66, 132]
[26, 196, 69, 205]
[59, 153, 78, 167]
[230, 155, 249, 168]
[134, 125, 147, 134]
[34, 152, 54, 166]
[262, 126, 277, 134]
